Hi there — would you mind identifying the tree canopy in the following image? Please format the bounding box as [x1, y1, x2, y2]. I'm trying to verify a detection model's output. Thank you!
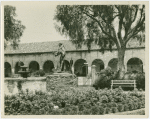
[54, 5, 145, 52]
[4, 5, 25, 49]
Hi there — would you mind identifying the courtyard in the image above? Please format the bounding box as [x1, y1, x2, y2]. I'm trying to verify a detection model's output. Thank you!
[2, 2, 147, 117]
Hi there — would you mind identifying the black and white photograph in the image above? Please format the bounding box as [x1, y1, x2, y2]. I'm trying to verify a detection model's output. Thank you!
[1, 1, 149, 118]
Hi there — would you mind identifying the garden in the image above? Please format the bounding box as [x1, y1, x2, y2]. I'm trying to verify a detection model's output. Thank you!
[5, 86, 145, 115]
[4, 67, 145, 115]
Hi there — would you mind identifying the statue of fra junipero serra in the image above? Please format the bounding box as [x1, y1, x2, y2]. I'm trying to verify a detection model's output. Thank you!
[54, 43, 66, 72]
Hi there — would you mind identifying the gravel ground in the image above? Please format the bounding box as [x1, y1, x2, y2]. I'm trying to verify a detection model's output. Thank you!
[105, 108, 145, 115]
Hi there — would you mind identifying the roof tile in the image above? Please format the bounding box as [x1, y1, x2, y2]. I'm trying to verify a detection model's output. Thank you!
[4, 40, 145, 54]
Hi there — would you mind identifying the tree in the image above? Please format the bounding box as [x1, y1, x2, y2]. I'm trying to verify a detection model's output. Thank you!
[54, 5, 145, 79]
[4, 5, 25, 49]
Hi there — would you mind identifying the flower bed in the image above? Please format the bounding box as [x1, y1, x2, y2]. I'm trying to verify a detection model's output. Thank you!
[4, 87, 145, 115]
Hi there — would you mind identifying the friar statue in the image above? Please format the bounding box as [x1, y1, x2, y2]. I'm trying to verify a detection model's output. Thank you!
[53, 43, 66, 72]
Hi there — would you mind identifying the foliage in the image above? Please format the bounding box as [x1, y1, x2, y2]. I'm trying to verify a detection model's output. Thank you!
[111, 107, 118, 113]
[54, 5, 145, 79]
[123, 72, 145, 90]
[5, 87, 145, 115]
[94, 68, 145, 90]
[135, 72, 145, 90]
[55, 5, 145, 51]
[93, 67, 116, 89]
[34, 70, 45, 77]
[4, 5, 25, 49]
[117, 104, 124, 112]
[124, 104, 129, 111]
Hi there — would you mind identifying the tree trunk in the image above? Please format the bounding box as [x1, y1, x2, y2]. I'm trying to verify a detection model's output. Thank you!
[117, 48, 125, 80]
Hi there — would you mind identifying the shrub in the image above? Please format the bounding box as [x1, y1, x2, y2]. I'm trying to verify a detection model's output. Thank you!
[105, 107, 111, 114]
[34, 70, 45, 77]
[4, 87, 145, 115]
[93, 67, 116, 89]
[82, 109, 91, 115]
[110, 102, 118, 107]
[136, 73, 145, 90]
[111, 107, 118, 113]
[101, 95, 108, 103]
[39, 69, 45, 76]
[117, 104, 124, 112]
[133, 102, 139, 110]
[141, 101, 145, 108]
[51, 109, 62, 115]
[123, 72, 145, 90]
[99, 107, 106, 115]
[91, 106, 99, 115]
[137, 102, 142, 109]
[128, 103, 134, 111]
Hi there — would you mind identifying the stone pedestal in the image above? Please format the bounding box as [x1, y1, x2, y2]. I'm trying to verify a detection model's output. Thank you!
[46, 73, 77, 92]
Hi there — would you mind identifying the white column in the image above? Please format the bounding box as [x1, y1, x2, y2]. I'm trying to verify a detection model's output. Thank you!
[71, 66, 74, 74]
[91, 65, 96, 85]
[105, 63, 108, 69]
[88, 66, 91, 76]
[40, 65, 43, 70]
[12, 67, 15, 75]
[143, 64, 145, 73]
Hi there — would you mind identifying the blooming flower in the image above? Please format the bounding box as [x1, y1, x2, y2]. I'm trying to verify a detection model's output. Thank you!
[54, 105, 59, 109]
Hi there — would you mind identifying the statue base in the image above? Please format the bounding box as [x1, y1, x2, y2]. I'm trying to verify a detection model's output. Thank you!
[52, 67, 71, 74]
[46, 73, 77, 91]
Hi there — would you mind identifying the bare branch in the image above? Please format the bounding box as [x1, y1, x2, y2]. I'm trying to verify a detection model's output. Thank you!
[132, 6, 138, 23]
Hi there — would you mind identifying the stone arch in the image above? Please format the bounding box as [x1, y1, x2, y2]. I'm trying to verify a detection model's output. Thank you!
[5, 62, 12, 77]
[108, 58, 118, 72]
[29, 61, 39, 72]
[62, 60, 70, 72]
[15, 61, 24, 74]
[43, 60, 54, 73]
[74, 59, 87, 76]
[92, 59, 104, 72]
[127, 57, 143, 72]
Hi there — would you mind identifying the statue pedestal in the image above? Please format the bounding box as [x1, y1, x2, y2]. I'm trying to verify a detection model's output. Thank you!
[53, 72, 71, 76]
[46, 73, 77, 91]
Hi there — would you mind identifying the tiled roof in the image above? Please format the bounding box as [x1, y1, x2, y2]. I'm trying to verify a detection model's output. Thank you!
[4, 40, 145, 54]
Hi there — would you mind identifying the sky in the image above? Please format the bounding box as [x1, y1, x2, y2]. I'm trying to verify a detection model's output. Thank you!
[3, 2, 68, 43]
